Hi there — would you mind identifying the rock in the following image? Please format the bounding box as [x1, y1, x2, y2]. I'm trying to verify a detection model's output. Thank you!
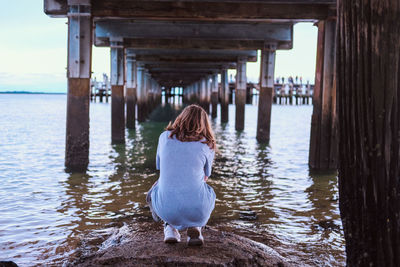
[239, 209, 258, 221]
[0, 261, 19, 267]
[70, 222, 290, 267]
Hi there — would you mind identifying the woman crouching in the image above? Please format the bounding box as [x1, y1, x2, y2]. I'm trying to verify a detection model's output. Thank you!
[146, 104, 216, 246]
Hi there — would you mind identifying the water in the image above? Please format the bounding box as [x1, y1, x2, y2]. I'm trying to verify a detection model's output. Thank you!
[0, 94, 345, 266]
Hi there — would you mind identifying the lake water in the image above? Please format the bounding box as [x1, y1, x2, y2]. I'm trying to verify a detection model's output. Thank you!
[0, 94, 345, 266]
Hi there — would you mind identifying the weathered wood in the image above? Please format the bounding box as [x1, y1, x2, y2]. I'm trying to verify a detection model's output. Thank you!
[65, 78, 90, 172]
[110, 45, 125, 143]
[308, 20, 337, 170]
[256, 47, 276, 143]
[235, 58, 247, 131]
[46, 0, 335, 20]
[337, 0, 400, 266]
[221, 69, 229, 123]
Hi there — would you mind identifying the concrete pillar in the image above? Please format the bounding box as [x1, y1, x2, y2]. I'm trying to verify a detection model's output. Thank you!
[65, 2, 92, 172]
[257, 45, 276, 143]
[220, 69, 229, 123]
[235, 57, 247, 131]
[125, 55, 137, 129]
[211, 74, 219, 118]
[110, 41, 125, 143]
[309, 19, 338, 170]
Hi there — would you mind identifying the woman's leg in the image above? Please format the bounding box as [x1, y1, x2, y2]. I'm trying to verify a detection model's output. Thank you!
[146, 184, 161, 222]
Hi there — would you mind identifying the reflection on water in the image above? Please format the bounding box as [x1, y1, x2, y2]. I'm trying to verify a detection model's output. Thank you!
[0, 95, 345, 266]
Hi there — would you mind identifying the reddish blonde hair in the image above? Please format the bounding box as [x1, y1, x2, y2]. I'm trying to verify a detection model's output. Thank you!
[166, 104, 216, 150]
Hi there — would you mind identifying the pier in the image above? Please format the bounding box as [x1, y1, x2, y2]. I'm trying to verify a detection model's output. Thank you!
[45, 0, 335, 172]
[42, 1, 400, 266]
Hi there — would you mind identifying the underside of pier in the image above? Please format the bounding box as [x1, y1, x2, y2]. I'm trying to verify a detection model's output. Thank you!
[44, 0, 400, 266]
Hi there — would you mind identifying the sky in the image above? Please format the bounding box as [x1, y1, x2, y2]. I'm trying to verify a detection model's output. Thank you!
[0, 0, 318, 93]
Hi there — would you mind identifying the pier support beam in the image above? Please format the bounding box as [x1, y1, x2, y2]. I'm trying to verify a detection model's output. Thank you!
[110, 42, 125, 143]
[200, 79, 208, 112]
[221, 69, 229, 123]
[211, 74, 219, 119]
[257, 45, 276, 143]
[309, 20, 337, 170]
[126, 55, 137, 129]
[137, 66, 147, 122]
[235, 57, 247, 131]
[65, 2, 92, 172]
[337, 1, 400, 265]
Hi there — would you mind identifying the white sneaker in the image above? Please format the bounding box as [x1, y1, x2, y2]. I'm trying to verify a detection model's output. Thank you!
[164, 224, 181, 243]
[187, 227, 204, 246]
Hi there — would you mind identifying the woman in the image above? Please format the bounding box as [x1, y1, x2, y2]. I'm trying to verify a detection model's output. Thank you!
[146, 104, 216, 246]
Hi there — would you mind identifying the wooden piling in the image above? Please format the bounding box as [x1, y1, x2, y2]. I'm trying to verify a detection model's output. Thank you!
[256, 46, 276, 143]
[110, 43, 125, 143]
[126, 55, 137, 129]
[220, 69, 229, 123]
[235, 58, 247, 131]
[211, 74, 218, 118]
[338, 0, 400, 265]
[65, 3, 92, 172]
[308, 20, 337, 170]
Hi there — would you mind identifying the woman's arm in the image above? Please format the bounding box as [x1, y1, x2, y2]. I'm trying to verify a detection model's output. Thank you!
[204, 176, 208, 182]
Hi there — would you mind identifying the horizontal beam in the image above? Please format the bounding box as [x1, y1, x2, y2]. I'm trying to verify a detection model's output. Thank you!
[45, 0, 335, 20]
[144, 63, 236, 70]
[126, 48, 256, 58]
[127, 49, 256, 62]
[133, 54, 257, 62]
[150, 69, 220, 74]
[142, 62, 236, 68]
[95, 20, 292, 41]
[97, 38, 291, 50]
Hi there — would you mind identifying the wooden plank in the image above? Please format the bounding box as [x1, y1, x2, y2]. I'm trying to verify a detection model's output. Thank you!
[92, 1, 335, 20]
[45, 0, 335, 20]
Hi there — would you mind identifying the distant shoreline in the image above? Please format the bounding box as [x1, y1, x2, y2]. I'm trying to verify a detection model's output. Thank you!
[0, 91, 66, 95]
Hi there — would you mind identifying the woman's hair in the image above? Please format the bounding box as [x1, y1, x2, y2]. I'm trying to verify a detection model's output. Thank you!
[166, 104, 216, 150]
